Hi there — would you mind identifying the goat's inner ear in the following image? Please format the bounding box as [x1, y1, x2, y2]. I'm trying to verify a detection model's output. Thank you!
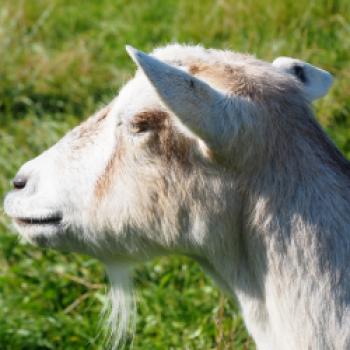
[293, 65, 307, 83]
[129, 110, 168, 134]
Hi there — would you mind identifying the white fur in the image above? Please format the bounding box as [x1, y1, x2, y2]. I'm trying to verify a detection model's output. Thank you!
[103, 263, 135, 349]
[4, 44, 348, 350]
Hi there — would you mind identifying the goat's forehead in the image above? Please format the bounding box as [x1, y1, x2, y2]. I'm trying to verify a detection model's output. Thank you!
[151, 44, 259, 66]
[110, 73, 163, 123]
[110, 44, 298, 122]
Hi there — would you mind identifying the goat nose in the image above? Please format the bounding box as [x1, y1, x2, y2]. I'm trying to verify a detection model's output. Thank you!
[12, 176, 27, 190]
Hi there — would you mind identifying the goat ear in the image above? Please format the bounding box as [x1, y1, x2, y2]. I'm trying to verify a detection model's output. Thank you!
[125, 45, 227, 151]
[272, 57, 333, 101]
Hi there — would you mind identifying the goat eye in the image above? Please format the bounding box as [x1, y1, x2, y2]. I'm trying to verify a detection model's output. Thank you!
[130, 121, 150, 133]
[130, 110, 166, 134]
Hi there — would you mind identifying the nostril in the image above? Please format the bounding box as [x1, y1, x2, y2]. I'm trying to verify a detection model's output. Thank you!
[13, 176, 27, 190]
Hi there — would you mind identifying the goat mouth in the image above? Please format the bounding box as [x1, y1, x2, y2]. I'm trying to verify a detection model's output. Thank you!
[15, 215, 63, 226]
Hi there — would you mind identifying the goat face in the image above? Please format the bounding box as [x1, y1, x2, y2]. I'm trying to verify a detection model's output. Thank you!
[4, 45, 333, 262]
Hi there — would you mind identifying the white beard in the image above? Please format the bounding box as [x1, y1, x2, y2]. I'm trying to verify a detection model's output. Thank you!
[102, 263, 136, 349]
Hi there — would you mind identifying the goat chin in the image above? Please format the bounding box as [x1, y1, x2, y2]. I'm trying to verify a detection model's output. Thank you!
[102, 263, 136, 349]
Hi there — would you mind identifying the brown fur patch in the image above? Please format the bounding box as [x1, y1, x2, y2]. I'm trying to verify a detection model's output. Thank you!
[157, 123, 191, 166]
[189, 63, 260, 99]
[94, 137, 125, 200]
[188, 64, 201, 75]
[130, 110, 168, 133]
[133, 110, 191, 167]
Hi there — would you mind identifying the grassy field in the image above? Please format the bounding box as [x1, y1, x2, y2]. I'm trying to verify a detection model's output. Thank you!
[0, 0, 349, 349]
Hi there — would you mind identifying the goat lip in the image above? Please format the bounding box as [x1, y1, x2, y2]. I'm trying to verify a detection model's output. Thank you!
[15, 215, 63, 226]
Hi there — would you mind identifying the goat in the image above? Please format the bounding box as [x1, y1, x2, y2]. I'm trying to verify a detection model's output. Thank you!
[6, 44, 345, 350]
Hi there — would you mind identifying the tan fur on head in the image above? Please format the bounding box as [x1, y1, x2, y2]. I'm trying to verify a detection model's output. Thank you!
[94, 135, 125, 200]
[189, 63, 261, 99]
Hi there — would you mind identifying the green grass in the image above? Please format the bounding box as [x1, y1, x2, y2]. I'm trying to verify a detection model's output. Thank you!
[0, 0, 349, 349]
